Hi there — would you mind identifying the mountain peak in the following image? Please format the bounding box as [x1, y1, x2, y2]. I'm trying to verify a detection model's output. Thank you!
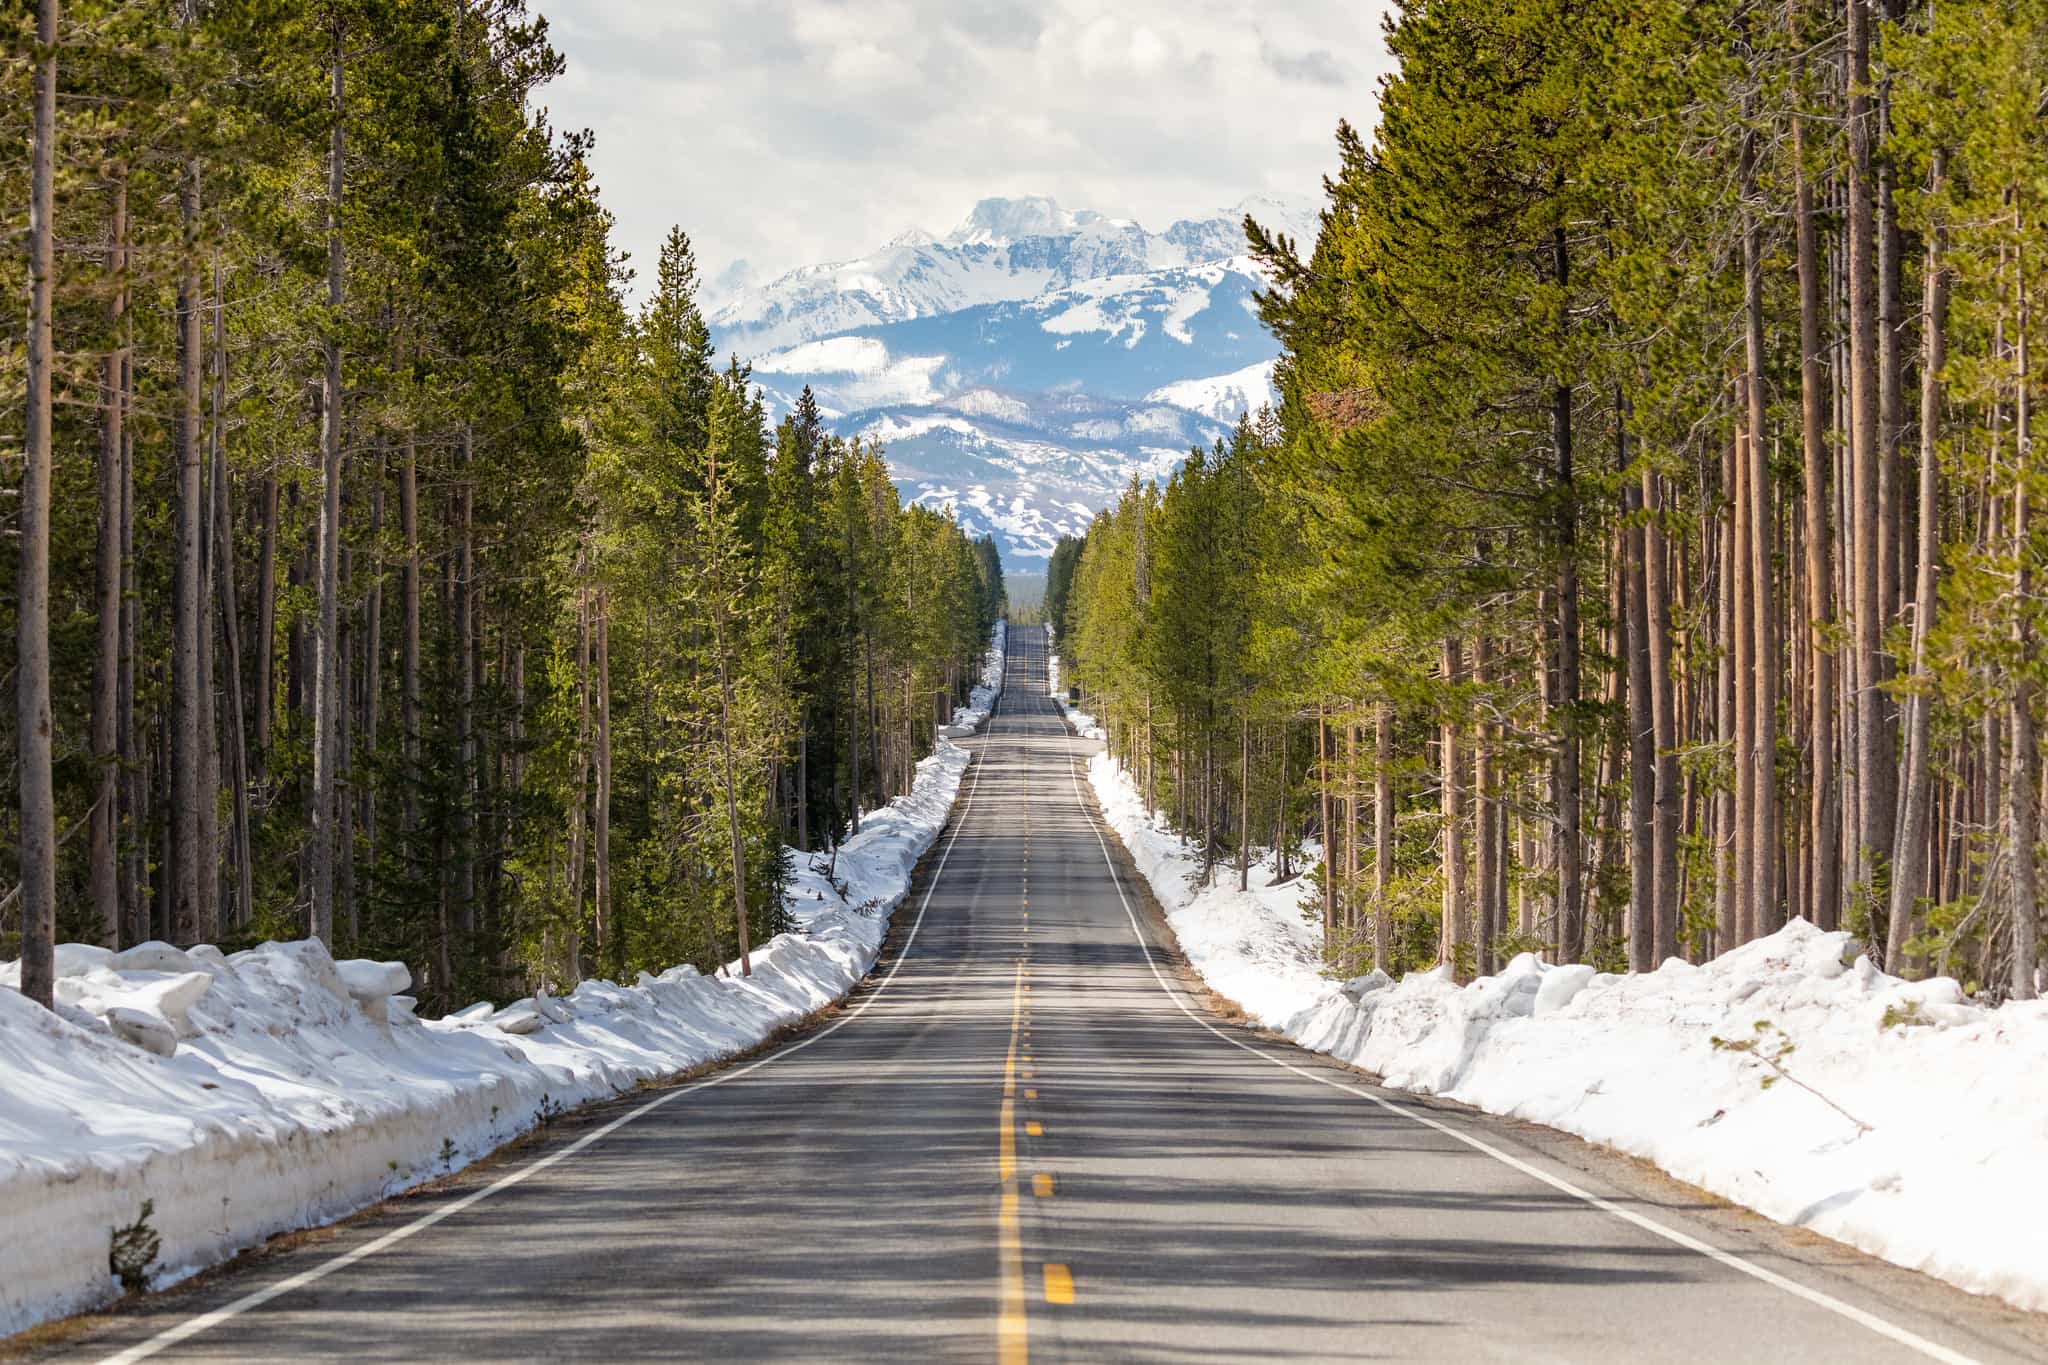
[947, 195, 1082, 245]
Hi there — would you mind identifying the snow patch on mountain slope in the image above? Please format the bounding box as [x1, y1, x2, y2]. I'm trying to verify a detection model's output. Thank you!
[752, 337, 947, 408]
[1146, 359, 1279, 424]
[947, 389, 1036, 424]
[711, 196, 1315, 354]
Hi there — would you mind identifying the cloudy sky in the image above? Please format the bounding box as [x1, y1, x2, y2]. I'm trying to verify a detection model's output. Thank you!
[534, 0, 1395, 296]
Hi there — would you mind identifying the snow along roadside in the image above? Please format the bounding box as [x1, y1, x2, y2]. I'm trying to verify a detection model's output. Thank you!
[0, 629, 1005, 1341]
[1054, 673, 2048, 1315]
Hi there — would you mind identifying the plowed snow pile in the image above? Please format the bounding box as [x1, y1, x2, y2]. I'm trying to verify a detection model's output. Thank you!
[0, 634, 1003, 1338]
[1067, 695, 2048, 1314]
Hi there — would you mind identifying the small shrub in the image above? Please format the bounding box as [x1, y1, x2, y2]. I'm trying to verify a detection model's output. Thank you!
[109, 1200, 161, 1295]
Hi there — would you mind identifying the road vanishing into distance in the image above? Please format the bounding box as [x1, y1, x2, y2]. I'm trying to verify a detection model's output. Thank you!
[41, 627, 2048, 1363]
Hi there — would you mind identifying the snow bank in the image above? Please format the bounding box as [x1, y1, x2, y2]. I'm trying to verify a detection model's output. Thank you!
[943, 620, 1006, 736]
[1071, 733, 2048, 1314]
[0, 634, 1003, 1339]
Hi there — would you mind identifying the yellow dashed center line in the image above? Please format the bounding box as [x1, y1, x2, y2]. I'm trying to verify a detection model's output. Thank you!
[997, 960, 1028, 1364]
[1026, 1121, 1044, 1137]
[1043, 1263, 1075, 1305]
[1033, 1173, 1055, 1198]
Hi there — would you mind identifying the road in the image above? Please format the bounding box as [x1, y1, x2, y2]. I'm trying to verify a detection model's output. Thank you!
[43, 626, 2048, 1363]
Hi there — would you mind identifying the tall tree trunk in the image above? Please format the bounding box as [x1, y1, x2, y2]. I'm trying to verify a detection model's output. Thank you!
[1718, 432, 1741, 954]
[254, 472, 279, 772]
[309, 28, 346, 944]
[1742, 122, 1781, 939]
[120, 367, 144, 943]
[90, 170, 128, 947]
[456, 427, 476, 934]
[1877, 0, 1906, 639]
[1238, 712, 1251, 893]
[196, 275, 221, 938]
[1474, 635, 1500, 973]
[172, 157, 206, 944]
[362, 443, 383, 888]
[1627, 477, 1656, 972]
[1847, 0, 1894, 922]
[1735, 418, 1758, 945]
[1796, 92, 1840, 934]
[1890, 147, 1948, 968]
[401, 436, 422, 871]
[1441, 638, 1468, 975]
[1551, 227, 1584, 963]
[210, 267, 253, 931]
[569, 582, 591, 978]
[1373, 705, 1393, 970]
[1318, 700, 1334, 939]
[595, 585, 613, 969]
[18, 0, 60, 1005]
[2012, 231, 2040, 1002]
[1645, 471, 1681, 962]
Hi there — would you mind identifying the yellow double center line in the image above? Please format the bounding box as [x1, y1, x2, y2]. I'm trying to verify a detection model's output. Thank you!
[998, 958, 1029, 1363]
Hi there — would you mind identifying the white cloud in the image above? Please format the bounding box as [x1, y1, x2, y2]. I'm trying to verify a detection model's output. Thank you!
[534, 0, 1394, 300]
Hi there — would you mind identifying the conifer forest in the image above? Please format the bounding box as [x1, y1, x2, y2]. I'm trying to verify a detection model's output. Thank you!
[0, 0, 1005, 1013]
[1053, 0, 2048, 998]
[17, 1, 2048, 1356]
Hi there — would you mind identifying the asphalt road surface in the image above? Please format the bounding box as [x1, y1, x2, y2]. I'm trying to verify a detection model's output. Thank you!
[40, 626, 2048, 1363]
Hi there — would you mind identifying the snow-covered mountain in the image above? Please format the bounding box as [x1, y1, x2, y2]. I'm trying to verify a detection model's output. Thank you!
[710, 194, 1314, 565]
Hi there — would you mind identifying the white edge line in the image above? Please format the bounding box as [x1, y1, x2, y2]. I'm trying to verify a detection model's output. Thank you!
[1059, 736, 1985, 1365]
[93, 668, 1013, 1365]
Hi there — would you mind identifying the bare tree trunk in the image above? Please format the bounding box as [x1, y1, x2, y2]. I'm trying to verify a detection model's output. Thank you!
[196, 277, 222, 939]
[1441, 639, 1468, 974]
[362, 443, 383, 887]
[796, 715, 811, 853]
[1847, 0, 1894, 921]
[1627, 476, 1656, 971]
[456, 427, 476, 934]
[1644, 470, 1682, 961]
[570, 582, 591, 976]
[1318, 700, 1334, 939]
[1742, 122, 1781, 939]
[1717, 433, 1740, 955]
[1238, 712, 1251, 893]
[1373, 705, 1393, 970]
[210, 268, 253, 931]
[338, 541, 355, 944]
[18, 0, 60, 1005]
[595, 586, 613, 969]
[1796, 94, 1840, 934]
[1552, 229, 1583, 962]
[708, 452, 754, 979]
[90, 170, 128, 946]
[255, 471, 278, 771]
[1474, 635, 1499, 974]
[401, 434, 422, 870]
[120, 381, 144, 943]
[2012, 232, 2041, 1002]
[1890, 147, 1948, 968]
[1734, 418, 1758, 946]
[309, 28, 346, 944]
[172, 157, 206, 945]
